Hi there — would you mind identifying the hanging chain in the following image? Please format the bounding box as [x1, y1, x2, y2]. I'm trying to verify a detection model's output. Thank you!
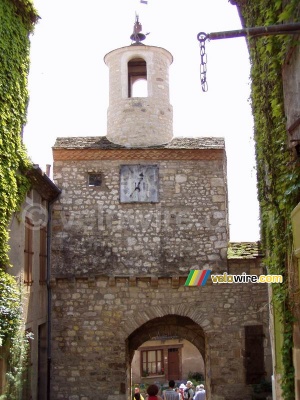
[197, 32, 208, 92]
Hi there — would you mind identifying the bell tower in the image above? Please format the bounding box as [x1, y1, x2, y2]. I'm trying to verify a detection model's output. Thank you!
[104, 16, 173, 147]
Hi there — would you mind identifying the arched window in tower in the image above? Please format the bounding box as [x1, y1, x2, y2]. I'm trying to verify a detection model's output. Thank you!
[128, 57, 147, 97]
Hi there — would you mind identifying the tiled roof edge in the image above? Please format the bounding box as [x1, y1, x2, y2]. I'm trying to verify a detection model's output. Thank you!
[53, 136, 225, 150]
[227, 241, 264, 259]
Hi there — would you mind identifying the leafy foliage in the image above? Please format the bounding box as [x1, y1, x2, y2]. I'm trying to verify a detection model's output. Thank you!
[240, 0, 300, 398]
[0, 0, 38, 397]
[0, 0, 34, 268]
[9, 0, 38, 31]
[188, 371, 204, 383]
[0, 271, 21, 346]
[0, 326, 33, 400]
[0, 273, 33, 400]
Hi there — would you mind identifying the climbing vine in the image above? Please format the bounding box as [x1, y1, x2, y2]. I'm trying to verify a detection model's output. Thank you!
[0, 271, 21, 346]
[0, 270, 32, 400]
[0, 0, 37, 266]
[239, 0, 300, 398]
[0, 0, 38, 396]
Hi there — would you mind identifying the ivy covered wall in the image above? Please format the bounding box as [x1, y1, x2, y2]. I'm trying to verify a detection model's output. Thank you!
[0, 0, 37, 269]
[234, 0, 300, 399]
[0, 0, 38, 393]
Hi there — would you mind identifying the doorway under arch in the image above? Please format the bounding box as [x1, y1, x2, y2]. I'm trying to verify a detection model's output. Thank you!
[132, 338, 204, 383]
[126, 314, 209, 399]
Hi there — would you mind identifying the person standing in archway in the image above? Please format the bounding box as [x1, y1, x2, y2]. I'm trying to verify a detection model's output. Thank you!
[184, 381, 194, 400]
[134, 387, 145, 400]
[178, 383, 186, 400]
[193, 384, 206, 400]
[163, 380, 180, 400]
[147, 384, 163, 400]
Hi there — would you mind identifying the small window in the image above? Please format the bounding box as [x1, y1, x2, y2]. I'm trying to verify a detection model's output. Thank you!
[88, 173, 102, 187]
[128, 57, 147, 98]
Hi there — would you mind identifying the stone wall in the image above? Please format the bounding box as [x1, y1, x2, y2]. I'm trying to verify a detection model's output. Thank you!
[52, 156, 228, 277]
[50, 275, 270, 400]
[50, 145, 271, 400]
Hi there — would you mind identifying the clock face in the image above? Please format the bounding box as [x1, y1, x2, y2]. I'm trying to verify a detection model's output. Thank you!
[120, 164, 159, 203]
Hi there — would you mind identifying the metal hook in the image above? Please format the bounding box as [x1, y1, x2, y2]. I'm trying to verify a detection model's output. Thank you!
[197, 32, 208, 42]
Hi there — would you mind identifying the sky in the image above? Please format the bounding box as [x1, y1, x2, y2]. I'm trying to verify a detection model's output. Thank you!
[23, 0, 260, 242]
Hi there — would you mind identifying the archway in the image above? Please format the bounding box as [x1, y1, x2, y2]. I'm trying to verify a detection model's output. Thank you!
[126, 314, 209, 399]
[128, 57, 147, 98]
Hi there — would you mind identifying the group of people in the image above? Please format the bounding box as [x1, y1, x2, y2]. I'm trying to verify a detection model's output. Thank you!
[178, 381, 205, 400]
[134, 380, 206, 400]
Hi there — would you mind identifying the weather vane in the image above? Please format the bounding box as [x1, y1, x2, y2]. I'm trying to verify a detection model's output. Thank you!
[130, 13, 146, 43]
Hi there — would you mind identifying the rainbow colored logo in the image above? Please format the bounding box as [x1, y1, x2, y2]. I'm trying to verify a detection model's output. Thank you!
[184, 270, 212, 286]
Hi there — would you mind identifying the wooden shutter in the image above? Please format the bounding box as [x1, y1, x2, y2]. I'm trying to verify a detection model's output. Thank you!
[24, 218, 34, 284]
[39, 227, 47, 283]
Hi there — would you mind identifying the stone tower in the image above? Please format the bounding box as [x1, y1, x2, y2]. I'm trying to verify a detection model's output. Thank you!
[105, 26, 173, 147]
[50, 21, 271, 400]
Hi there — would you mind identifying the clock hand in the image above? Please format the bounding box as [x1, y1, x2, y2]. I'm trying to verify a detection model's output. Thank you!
[129, 173, 144, 197]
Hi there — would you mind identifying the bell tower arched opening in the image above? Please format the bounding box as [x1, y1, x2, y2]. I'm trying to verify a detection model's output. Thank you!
[128, 57, 147, 98]
[105, 44, 173, 146]
[126, 315, 210, 399]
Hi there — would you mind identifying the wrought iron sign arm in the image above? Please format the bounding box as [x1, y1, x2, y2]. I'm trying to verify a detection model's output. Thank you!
[197, 22, 300, 92]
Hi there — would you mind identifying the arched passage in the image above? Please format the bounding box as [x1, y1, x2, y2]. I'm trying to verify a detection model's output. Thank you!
[126, 314, 210, 399]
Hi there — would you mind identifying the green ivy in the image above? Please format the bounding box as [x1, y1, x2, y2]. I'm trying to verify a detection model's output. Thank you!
[0, 271, 32, 400]
[0, 0, 37, 268]
[239, 0, 300, 398]
[0, 0, 38, 396]
[0, 271, 21, 346]
[9, 0, 39, 31]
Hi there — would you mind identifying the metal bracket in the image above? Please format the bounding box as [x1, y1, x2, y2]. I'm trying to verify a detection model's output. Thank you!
[197, 23, 300, 91]
[198, 22, 300, 41]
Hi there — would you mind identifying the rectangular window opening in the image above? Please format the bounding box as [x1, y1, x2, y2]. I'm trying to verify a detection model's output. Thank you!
[88, 173, 102, 187]
[141, 349, 164, 376]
